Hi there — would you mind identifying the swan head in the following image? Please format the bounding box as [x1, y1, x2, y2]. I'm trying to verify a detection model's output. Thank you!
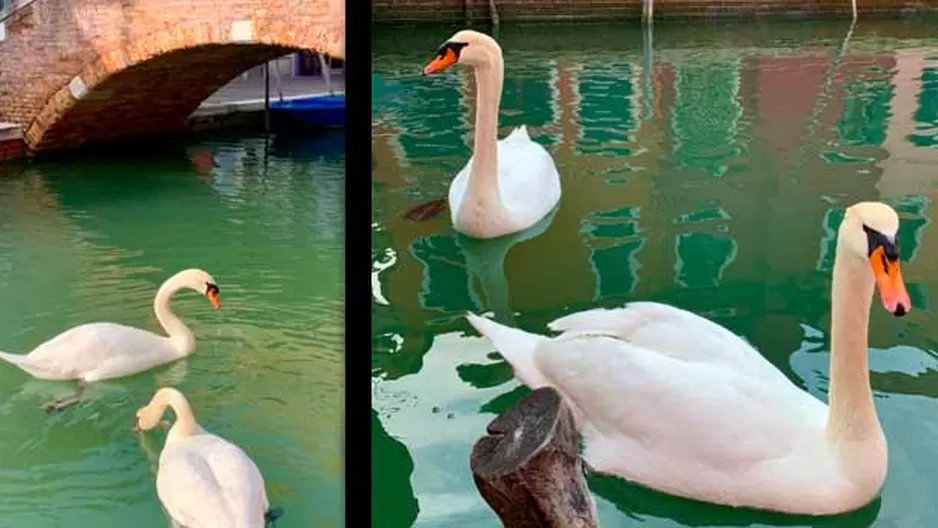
[422, 29, 501, 74]
[133, 388, 193, 435]
[839, 201, 910, 317]
[173, 268, 221, 310]
[133, 399, 165, 433]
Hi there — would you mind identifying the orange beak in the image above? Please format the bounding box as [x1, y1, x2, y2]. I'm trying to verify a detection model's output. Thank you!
[207, 290, 222, 310]
[423, 48, 458, 75]
[869, 246, 910, 316]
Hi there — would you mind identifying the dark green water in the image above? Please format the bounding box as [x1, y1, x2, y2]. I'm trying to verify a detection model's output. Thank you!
[372, 18, 938, 527]
[0, 132, 344, 527]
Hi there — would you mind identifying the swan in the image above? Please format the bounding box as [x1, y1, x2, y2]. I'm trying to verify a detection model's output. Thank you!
[421, 29, 562, 239]
[134, 387, 274, 528]
[466, 201, 910, 515]
[0, 268, 221, 411]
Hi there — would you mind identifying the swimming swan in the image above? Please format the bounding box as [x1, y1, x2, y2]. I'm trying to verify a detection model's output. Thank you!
[0, 268, 220, 411]
[422, 29, 561, 239]
[134, 387, 272, 528]
[466, 201, 910, 515]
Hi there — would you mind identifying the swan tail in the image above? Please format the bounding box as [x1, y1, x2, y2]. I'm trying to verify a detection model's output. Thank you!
[505, 125, 531, 143]
[465, 313, 550, 388]
[265, 506, 284, 527]
[0, 350, 39, 375]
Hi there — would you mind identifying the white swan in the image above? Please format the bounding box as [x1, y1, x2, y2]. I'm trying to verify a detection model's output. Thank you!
[134, 387, 271, 528]
[466, 201, 911, 515]
[0, 268, 220, 411]
[422, 29, 561, 239]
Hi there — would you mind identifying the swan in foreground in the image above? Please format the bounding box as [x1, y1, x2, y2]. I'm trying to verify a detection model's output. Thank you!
[134, 387, 274, 528]
[420, 29, 561, 239]
[466, 201, 910, 515]
[0, 268, 221, 411]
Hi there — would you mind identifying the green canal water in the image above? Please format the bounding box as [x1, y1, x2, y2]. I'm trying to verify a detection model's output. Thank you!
[372, 18, 938, 528]
[0, 132, 344, 527]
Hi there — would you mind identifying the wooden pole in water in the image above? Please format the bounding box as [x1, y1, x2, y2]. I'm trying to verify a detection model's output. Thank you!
[851, 0, 857, 20]
[264, 61, 271, 133]
[465, 0, 474, 25]
[643, 0, 653, 25]
[470, 387, 597, 528]
[274, 55, 284, 102]
[318, 52, 333, 95]
[642, 19, 654, 122]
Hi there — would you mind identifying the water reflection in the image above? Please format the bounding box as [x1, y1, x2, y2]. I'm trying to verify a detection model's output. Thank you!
[373, 17, 938, 528]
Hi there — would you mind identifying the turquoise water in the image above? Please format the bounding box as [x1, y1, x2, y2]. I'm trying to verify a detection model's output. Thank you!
[372, 19, 938, 527]
[0, 132, 344, 527]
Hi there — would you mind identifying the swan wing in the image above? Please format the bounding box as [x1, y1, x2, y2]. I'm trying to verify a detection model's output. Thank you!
[156, 435, 267, 528]
[547, 302, 787, 381]
[21, 322, 173, 380]
[495, 126, 561, 227]
[158, 447, 235, 528]
[200, 436, 269, 520]
[532, 335, 827, 476]
[448, 162, 471, 221]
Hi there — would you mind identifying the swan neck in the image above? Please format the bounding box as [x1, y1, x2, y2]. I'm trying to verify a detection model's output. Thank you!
[827, 248, 880, 441]
[155, 388, 199, 438]
[467, 47, 504, 206]
[154, 276, 195, 356]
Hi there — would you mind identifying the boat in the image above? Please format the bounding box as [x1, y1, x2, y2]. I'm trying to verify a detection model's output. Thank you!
[269, 51, 345, 131]
[270, 94, 345, 129]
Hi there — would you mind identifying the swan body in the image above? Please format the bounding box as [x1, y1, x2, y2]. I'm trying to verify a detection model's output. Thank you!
[424, 30, 561, 239]
[466, 201, 911, 515]
[0, 269, 221, 382]
[135, 388, 270, 528]
[448, 125, 561, 237]
[467, 306, 848, 513]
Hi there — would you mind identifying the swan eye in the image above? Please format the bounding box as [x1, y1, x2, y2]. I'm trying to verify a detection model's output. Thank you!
[437, 41, 468, 60]
[862, 224, 899, 261]
[205, 283, 219, 296]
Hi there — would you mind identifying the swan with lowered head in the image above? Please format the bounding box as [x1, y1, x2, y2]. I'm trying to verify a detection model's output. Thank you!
[422, 29, 561, 239]
[466, 201, 910, 515]
[0, 268, 221, 411]
[134, 387, 273, 528]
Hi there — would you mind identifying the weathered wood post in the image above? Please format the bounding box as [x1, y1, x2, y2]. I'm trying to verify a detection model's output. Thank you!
[263, 62, 271, 134]
[642, 0, 653, 25]
[470, 386, 598, 528]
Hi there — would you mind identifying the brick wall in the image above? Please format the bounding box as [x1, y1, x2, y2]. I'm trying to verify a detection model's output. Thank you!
[0, 0, 345, 152]
[0, 138, 25, 161]
[372, 0, 934, 22]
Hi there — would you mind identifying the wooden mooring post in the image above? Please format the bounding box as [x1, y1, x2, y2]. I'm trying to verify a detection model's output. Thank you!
[470, 387, 597, 528]
[263, 61, 271, 134]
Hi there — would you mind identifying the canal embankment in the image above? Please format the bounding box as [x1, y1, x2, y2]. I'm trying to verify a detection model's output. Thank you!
[0, 123, 24, 162]
[372, 0, 936, 22]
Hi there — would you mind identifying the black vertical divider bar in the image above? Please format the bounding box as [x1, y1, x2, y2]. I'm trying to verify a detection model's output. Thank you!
[344, 0, 374, 526]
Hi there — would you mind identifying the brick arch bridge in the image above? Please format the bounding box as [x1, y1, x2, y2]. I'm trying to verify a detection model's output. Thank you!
[0, 0, 344, 152]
